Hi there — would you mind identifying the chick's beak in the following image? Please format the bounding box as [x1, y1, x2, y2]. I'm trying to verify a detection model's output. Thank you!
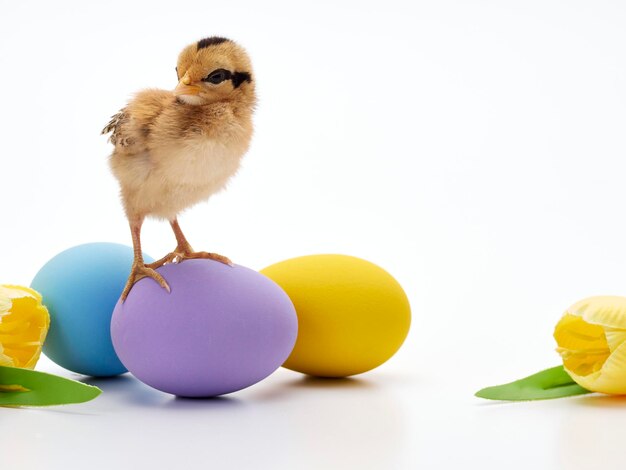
[174, 75, 202, 96]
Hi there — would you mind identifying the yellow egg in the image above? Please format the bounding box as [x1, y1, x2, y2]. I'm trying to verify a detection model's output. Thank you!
[261, 255, 411, 377]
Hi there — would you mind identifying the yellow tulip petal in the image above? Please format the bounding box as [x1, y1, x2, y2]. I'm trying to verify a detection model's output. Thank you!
[0, 347, 13, 367]
[555, 296, 626, 395]
[567, 296, 626, 330]
[0, 285, 50, 369]
[567, 340, 626, 394]
[0, 296, 13, 366]
[554, 314, 607, 352]
[0, 296, 10, 314]
[604, 327, 626, 353]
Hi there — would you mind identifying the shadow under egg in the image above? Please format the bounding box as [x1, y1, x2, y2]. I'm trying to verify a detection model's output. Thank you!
[79, 373, 172, 407]
[163, 394, 245, 411]
[285, 374, 376, 390]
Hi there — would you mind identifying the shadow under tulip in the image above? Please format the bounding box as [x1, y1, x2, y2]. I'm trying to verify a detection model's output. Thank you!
[572, 394, 626, 408]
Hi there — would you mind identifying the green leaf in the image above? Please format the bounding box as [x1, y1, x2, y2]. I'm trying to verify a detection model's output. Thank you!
[0, 366, 101, 407]
[475, 365, 592, 401]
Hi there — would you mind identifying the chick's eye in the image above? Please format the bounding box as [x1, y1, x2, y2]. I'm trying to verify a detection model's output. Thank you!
[204, 69, 230, 84]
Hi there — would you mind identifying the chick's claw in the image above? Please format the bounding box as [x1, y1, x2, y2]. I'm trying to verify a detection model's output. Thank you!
[121, 263, 170, 302]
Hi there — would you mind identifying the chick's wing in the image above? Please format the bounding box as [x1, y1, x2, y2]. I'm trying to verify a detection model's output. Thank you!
[102, 89, 173, 155]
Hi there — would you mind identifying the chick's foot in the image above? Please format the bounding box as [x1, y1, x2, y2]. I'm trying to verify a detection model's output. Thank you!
[146, 252, 177, 269]
[177, 240, 232, 265]
[149, 244, 232, 268]
[180, 250, 233, 265]
[121, 262, 170, 301]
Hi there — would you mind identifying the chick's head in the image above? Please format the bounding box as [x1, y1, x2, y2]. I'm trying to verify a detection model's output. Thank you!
[174, 37, 254, 106]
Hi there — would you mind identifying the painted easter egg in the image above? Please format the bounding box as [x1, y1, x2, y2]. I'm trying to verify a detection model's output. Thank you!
[261, 254, 411, 377]
[31, 243, 153, 377]
[111, 259, 298, 397]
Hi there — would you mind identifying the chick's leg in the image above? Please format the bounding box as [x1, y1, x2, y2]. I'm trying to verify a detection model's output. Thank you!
[164, 218, 232, 266]
[120, 218, 171, 301]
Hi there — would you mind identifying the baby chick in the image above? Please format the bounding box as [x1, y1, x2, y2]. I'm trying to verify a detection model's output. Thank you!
[102, 37, 256, 301]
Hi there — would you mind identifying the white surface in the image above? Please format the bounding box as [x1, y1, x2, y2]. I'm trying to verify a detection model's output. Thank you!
[2, 1, 626, 469]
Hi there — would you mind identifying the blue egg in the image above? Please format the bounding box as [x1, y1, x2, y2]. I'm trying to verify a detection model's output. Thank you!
[31, 243, 153, 377]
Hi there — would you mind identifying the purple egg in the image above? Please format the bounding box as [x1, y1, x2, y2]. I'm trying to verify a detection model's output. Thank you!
[110, 259, 298, 397]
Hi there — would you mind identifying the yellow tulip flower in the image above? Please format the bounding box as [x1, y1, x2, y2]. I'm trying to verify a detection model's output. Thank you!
[0, 285, 50, 369]
[555, 296, 626, 394]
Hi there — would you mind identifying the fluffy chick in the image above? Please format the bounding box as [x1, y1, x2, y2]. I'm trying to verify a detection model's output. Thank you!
[102, 36, 256, 301]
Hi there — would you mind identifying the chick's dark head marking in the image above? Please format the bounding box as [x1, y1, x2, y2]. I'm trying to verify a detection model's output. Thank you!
[175, 36, 254, 106]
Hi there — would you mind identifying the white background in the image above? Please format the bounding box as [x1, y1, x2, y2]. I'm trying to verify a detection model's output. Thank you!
[2, 1, 626, 468]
